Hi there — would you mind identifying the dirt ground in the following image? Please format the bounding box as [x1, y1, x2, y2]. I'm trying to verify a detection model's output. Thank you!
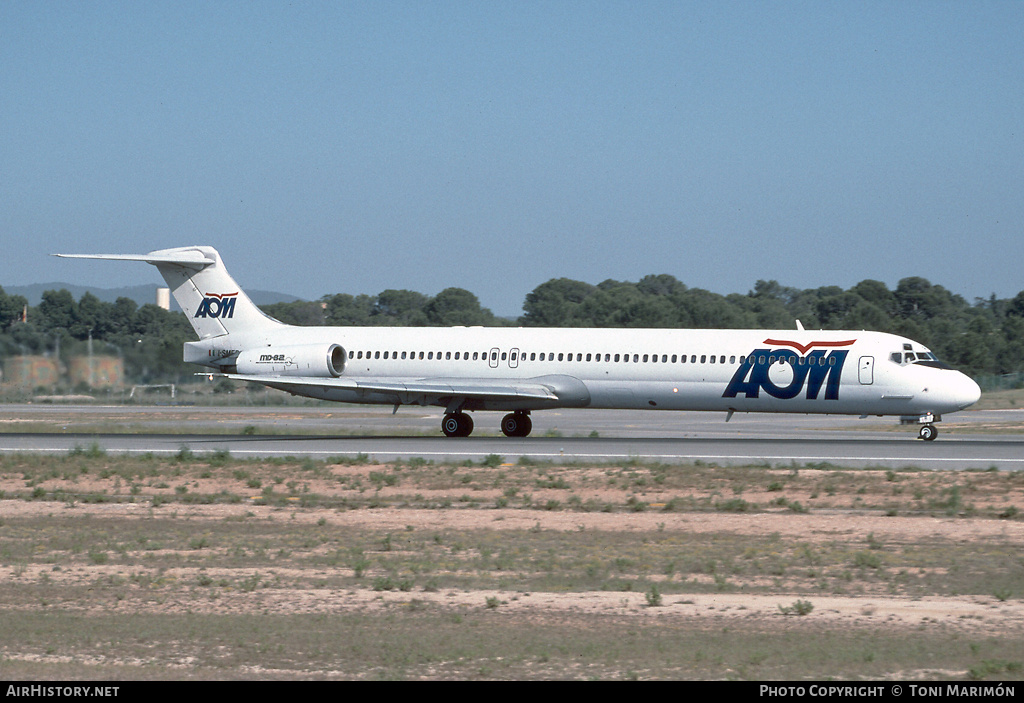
[4, 500, 1023, 628]
[3, 458, 1023, 633]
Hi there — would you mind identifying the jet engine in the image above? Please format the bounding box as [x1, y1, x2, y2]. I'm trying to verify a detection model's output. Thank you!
[235, 344, 346, 377]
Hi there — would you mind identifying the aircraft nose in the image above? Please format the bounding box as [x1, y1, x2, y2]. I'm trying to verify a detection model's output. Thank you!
[956, 373, 982, 410]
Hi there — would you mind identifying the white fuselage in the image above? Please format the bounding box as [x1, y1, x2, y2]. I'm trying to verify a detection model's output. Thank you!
[188, 325, 981, 419]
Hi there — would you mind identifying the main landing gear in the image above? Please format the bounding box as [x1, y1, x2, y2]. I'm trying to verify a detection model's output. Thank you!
[440, 411, 533, 438]
[500, 411, 532, 437]
[441, 412, 474, 438]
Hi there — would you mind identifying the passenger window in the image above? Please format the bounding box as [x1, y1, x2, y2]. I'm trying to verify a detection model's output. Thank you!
[730, 356, 735, 364]
[710, 355, 716, 364]
[700, 355, 706, 363]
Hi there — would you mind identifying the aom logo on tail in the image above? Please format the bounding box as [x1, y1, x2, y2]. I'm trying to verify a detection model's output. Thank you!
[723, 339, 855, 400]
[195, 292, 239, 319]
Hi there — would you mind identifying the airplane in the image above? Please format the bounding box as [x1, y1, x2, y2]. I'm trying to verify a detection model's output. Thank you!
[57, 245, 982, 440]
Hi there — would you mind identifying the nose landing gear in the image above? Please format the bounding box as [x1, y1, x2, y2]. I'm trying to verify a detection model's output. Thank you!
[902, 413, 941, 441]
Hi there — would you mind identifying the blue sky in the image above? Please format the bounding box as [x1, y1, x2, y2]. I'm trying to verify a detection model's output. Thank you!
[3, 1, 1022, 316]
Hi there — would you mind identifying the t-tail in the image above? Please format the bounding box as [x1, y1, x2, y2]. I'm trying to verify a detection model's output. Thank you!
[55, 246, 284, 339]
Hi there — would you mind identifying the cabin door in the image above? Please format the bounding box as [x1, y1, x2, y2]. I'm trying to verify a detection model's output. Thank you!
[858, 356, 874, 385]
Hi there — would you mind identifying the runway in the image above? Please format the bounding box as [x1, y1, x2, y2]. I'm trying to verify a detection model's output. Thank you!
[1, 404, 1022, 469]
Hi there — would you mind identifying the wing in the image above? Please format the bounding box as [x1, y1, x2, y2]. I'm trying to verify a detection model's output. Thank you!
[211, 373, 589, 410]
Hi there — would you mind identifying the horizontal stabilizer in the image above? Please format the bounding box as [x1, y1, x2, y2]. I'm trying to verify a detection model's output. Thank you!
[55, 251, 215, 269]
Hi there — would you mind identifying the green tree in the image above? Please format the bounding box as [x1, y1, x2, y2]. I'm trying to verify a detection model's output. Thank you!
[37, 289, 77, 332]
[0, 286, 28, 330]
[424, 288, 495, 326]
[374, 289, 430, 325]
[521, 278, 597, 327]
[323, 293, 376, 326]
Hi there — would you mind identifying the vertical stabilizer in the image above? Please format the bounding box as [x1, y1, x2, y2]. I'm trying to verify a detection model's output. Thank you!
[55, 246, 285, 339]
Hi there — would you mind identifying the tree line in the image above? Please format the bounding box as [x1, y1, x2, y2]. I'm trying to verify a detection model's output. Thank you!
[2, 275, 1023, 386]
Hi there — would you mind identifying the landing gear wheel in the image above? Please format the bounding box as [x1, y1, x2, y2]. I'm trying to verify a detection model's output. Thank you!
[442, 412, 474, 438]
[500, 412, 533, 437]
[919, 424, 938, 441]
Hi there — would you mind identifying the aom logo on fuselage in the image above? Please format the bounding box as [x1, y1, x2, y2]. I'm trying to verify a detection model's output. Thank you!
[723, 339, 855, 400]
[194, 293, 238, 319]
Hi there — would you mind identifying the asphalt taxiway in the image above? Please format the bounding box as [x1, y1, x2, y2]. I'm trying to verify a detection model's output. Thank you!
[1, 404, 1022, 469]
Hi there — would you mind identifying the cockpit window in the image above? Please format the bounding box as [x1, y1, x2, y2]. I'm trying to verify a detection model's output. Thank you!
[914, 352, 953, 370]
[890, 350, 952, 369]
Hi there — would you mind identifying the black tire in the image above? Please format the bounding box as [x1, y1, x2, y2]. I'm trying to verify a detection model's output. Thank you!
[442, 413, 468, 437]
[501, 413, 532, 437]
[919, 424, 938, 441]
[500, 413, 519, 437]
[517, 414, 532, 437]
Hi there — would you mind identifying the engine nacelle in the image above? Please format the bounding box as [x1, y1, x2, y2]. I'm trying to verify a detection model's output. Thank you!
[235, 344, 346, 378]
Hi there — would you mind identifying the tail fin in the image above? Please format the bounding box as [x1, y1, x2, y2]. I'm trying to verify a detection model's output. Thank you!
[55, 246, 285, 339]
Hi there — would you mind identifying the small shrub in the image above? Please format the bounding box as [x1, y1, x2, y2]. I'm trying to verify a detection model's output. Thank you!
[779, 599, 814, 616]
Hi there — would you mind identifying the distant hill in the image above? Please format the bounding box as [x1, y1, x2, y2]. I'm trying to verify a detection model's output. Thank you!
[3, 283, 304, 312]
